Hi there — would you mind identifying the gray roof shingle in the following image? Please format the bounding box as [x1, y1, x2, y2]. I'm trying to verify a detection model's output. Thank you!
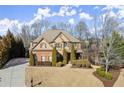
[33, 30, 80, 43]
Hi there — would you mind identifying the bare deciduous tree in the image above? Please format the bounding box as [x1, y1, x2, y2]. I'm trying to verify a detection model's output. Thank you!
[99, 12, 120, 73]
[76, 20, 88, 41]
[20, 24, 31, 48]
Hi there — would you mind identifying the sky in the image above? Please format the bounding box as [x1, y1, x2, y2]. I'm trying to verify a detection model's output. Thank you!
[0, 5, 124, 36]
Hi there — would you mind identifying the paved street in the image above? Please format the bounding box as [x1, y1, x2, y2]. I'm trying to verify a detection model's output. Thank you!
[0, 58, 28, 87]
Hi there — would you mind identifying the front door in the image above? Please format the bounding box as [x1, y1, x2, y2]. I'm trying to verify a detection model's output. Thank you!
[67, 53, 70, 63]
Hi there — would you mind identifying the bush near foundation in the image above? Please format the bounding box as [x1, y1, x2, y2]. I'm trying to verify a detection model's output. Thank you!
[71, 59, 92, 68]
[52, 47, 57, 66]
[56, 62, 65, 67]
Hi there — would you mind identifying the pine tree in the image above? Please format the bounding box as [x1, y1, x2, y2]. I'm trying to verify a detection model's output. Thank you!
[2, 36, 9, 58]
[0, 29, 26, 69]
[16, 37, 25, 57]
[52, 47, 57, 66]
[0, 41, 3, 68]
[70, 44, 76, 61]
[0, 35, 2, 39]
[0, 39, 9, 67]
[101, 31, 124, 72]
[112, 31, 124, 60]
[29, 51, 35, 66]
[6, 29, 16, 59]
[63, 48, 67, 64]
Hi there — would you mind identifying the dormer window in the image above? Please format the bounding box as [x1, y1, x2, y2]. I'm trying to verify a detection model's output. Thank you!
[55, 43, 62, 48]
[64, 42, 67, 47]
[40, 42, 47, 48]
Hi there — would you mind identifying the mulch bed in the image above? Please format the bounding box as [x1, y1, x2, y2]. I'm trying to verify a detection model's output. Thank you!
[93, 69, 120, 87]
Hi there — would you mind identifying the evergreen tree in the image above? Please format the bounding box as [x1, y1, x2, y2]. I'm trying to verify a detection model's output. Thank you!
[112, 31, 124, 61]
[70, 44, 76, 61]
[0, 39, 9, 67]
[52, 47, 57, 66]
[101, 31, 124, 72]
[0, 41, 3, 67]
[112, 32, 124, 58]
[63, 48, 67, 64]
[6, 29, 16, 59]
[0, 35, 2, 39]
[16, 37, 25, 57]
[29, 51, 35, 66]
[0, 29, 26, 69]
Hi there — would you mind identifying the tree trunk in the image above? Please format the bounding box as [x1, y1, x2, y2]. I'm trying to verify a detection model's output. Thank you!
[95, 54, 99, 65]
[105, 59, 109, 73]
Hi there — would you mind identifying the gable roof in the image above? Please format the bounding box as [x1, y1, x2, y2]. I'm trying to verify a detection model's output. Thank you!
[33, 30, 80, 43]
[33, 38, 53, 50]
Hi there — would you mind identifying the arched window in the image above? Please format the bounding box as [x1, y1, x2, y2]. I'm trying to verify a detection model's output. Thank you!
[40, 42, 47, 48]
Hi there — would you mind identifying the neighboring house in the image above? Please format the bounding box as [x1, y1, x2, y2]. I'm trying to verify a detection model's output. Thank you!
[29, 30, 82, 65]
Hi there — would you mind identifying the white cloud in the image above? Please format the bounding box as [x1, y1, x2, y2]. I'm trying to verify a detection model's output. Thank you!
[66, 9, 77, 16]
[101, 5, 124, 19]
[58, 7, 66, 16]
[56, 6, 68, 16]
[119, 22, 124, 28]
[109, 11, 116, 18]
[79, 12, 93, 20]
[54, 6, 77, 17]
[102, 5, 124, 11]
[89, 27, 95, 34]
[34, 7, 52, 18]
[29, 15, 42, 25]
[73, 5, 79, 8]
[68, 18, 74, 24]
[102, 5, 114, 11]
[51, 12, 57, 16]
[117, 9, 124, 19]
[31, 7, 52, 25]
[0, 18, 18, 26]
[0, 18, 21, 35]
[94, 6, 99, 9]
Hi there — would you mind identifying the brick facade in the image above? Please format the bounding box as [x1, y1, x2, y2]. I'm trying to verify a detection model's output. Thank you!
[33, 50, 52, 64]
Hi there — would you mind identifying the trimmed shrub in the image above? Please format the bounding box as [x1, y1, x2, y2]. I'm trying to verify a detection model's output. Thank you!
[29, 51, 35, 66]
[71, 59, 91, 68]
[100, 67, 105, 71]
[82, 61, 86, 67]
[104, 73, 113, 80]
[96, 68, 113, 80]
[71, 60, 76, 65]
[52, 47, 57, 66]
[86, 62, 92, 68]
[63, 48, 67, 64]
[70, 44, 76, 61]
[56, 62, 64, 67]
[99, 71, 105, 77]
[63, 60, 67, 65]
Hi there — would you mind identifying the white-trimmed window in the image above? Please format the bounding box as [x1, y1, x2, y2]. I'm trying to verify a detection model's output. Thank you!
[41, 56, 45, 62]
[55, 43, 62, 48]
[64, 42, 67, 47]
[48, 56, 52, 62]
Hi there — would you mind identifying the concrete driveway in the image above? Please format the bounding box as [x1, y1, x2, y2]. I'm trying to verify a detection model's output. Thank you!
[0, 58, 28, 87]
[114, 69, 124, 87]
[26, 65, 104, 87]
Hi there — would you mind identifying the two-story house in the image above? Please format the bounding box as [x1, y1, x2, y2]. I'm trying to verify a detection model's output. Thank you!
[29, 30, 82, 65]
